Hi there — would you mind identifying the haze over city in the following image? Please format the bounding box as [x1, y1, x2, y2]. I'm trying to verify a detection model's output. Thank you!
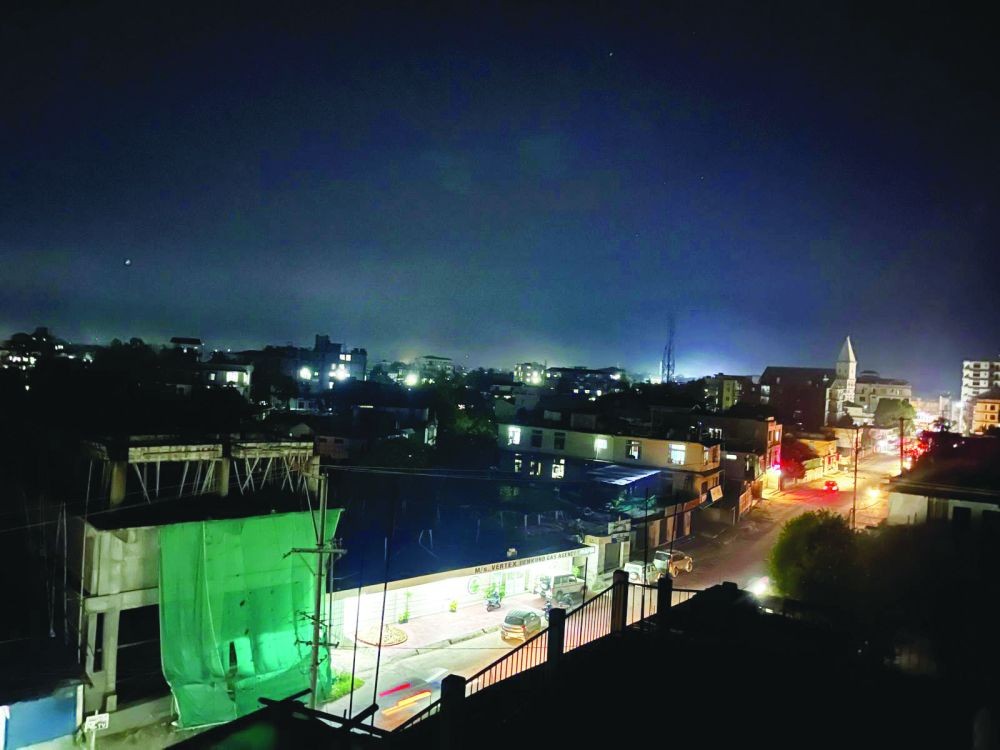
[5, 3, 999, 394]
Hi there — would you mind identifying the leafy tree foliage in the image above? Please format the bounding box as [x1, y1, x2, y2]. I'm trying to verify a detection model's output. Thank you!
[779, 438, 817, 480]
[768, 510, 860, 606]
[873, 398, 916, 429]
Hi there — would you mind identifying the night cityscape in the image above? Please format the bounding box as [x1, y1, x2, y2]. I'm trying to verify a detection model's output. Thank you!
[2, 3, 1000, 749]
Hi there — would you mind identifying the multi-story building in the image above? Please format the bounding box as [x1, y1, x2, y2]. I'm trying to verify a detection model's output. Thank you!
[415, 355, 455, 381]
[513, 362, 546, 385]
[961, 358, 1000, 431]
[544, 366, 626, 397]
[497, 416, 722, 503]
[969, 388, 1000, 434]
[242, 335, 366, 398]
[854, 371, 912, 416]
[760, 337, 857, 430]
[703, 373, 756, 411]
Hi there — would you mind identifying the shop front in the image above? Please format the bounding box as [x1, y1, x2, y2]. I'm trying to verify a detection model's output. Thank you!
[329, 545, 595, 648]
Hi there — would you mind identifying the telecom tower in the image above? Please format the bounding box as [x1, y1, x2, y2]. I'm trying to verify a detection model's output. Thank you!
[660, 316, 675, 384]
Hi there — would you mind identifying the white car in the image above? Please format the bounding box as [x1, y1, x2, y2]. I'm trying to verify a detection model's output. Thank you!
[624, 560, 660, 583]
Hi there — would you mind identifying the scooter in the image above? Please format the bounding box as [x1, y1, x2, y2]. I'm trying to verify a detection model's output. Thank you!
[485, 593, 502, 612]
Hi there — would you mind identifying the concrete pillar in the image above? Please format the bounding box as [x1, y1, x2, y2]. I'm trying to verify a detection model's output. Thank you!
[109, 461, 128, 506]
[656, 574, 673, 631]
[610, 570, 628, 634]
[102, 609, 120, 712]
[546, 608, 566, 665]
[215, 459, 231, 497]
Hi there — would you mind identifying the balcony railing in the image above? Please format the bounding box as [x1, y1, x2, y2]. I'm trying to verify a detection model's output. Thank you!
[394, 574, 699, 733]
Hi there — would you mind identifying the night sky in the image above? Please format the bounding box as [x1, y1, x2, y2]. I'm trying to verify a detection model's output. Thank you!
[3, 2, 998, 393]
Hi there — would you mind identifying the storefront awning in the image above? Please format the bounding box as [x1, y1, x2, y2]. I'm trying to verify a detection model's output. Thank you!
[587, 464, 662, 486]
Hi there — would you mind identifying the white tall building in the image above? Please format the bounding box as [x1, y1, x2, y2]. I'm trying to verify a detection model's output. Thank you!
[960, 358, 1000, 431]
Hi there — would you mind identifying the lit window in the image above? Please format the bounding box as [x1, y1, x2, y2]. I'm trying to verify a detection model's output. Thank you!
[670, 444, 686, 464]
[626, 440, 641, 460]
[529, 460, 542, 477]
[299, 366, 313, 380]
[225, 371, 239, 383]
[552, 460, 565, 479]
[594, 437, 608, 453]
[209, 373, 216, 381]
[514, 455, 523, 473]
[508, 426, 522, 446]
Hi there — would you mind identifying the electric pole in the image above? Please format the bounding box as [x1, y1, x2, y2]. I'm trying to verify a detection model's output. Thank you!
[851, 425, 860, 531]
[308, 472, 329, 709]
[899, 416, 905, 475]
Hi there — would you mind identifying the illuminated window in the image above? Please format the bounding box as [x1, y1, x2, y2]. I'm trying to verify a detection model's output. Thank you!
[529, 460, 542, 477]
[594, 437, 608, 453]
[225, 371, 239, 383]
[209, 373, 216, 381]
[670, 444, 686, 464]
[626, 440, 641, 460]
[514, 454, 523, 473]
[508, 426, 522, 446]
[299, 366, 313, 381]
[552, 459, 565, 479]
[554, 432, 566, 450]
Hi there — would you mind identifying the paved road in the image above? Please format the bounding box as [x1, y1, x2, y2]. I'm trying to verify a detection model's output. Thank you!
[328, 453, 902, 730]
[677, 453, 899, 591]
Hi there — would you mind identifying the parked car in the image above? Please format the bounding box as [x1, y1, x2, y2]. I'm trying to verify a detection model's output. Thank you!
[500, 609, 544, 642]
[624, 560, 660, 583]
[824, 480, 839, 492]
[653, 549, 694, 577]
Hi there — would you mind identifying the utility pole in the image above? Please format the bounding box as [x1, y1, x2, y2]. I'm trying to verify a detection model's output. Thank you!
[899, 416, 905, 475]
[851, 426, 860, 531]
[308, 472, 329, 709]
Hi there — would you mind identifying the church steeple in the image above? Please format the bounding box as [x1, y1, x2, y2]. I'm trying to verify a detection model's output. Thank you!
[835, 335, 857, 390]
[838, 335, 856, 365]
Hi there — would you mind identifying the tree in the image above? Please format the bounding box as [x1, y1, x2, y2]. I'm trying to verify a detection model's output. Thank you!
[768, 510, 861, 606]
[780, 438, 817, 480]
[873, 398, 916, 429]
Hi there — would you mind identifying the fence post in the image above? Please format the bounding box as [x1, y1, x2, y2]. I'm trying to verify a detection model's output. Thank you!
[610, 570, 628, 633]
[656, 574, 673, 631]
[437, 674, 466, 750]
[547, 607, 566, 666]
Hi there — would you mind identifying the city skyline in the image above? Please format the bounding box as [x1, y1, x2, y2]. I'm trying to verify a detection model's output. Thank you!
[5, 4, 998, 394]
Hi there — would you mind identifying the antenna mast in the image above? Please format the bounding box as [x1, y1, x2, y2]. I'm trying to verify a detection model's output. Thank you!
[660, 315, 676, 384]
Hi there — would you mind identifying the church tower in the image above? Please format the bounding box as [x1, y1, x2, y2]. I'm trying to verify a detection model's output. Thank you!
[836, 335, 857, 397]
[827, 336, 858, 424]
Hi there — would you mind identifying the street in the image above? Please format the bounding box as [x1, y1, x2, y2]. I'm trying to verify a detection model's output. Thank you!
[677, 452, 899, 591]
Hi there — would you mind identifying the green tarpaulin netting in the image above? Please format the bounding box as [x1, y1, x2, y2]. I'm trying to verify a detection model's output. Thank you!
[159, 510, 341, 727]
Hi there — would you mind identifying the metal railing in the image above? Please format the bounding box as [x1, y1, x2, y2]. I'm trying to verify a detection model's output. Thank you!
[564, 585, 615, 651]
[466, 628, 549, 695]
[394, 579, 700, 733]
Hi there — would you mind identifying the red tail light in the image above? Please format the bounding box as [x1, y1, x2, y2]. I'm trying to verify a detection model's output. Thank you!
[379, 682, 412, 698]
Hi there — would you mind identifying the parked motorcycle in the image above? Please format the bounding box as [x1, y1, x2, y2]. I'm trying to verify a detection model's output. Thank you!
[485, 592, 502, 611]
